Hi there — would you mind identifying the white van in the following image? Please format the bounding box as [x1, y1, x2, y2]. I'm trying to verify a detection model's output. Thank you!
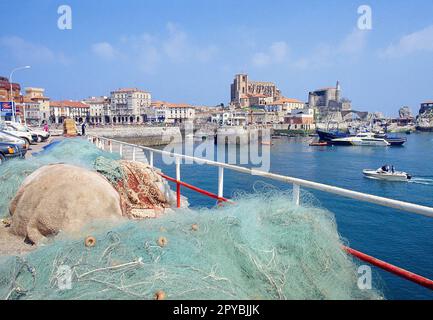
[5, 121, 50, 142]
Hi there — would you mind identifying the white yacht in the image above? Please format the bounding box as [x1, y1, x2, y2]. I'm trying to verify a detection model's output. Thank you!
[331, 132, 390, 147]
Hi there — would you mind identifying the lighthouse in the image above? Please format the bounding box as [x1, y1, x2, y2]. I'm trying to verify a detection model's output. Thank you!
[336, 81, 341, 102]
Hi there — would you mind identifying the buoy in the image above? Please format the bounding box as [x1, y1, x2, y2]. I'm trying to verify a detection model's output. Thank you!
[1, 219, 11, 227]
[85, 236, 97, 248]
[191, 224, 199, 231]
[154, 290, 166, 300]
[157, 236, 168, 247]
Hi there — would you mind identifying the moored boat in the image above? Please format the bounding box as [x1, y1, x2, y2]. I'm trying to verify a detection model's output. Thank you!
[317, 129, 349, 142]
[331, 132, 390, 146]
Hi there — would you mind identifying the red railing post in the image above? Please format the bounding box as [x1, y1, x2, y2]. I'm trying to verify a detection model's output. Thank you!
[176, 182, 181, 208]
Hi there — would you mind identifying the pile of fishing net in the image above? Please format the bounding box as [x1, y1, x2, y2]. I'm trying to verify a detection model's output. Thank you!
[0, 139, 120, 219]
[94, 158, 185, 219]
[0, 191, 382, 300]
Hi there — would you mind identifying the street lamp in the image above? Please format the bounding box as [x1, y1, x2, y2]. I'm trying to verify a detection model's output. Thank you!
[9, 65, 31, 122]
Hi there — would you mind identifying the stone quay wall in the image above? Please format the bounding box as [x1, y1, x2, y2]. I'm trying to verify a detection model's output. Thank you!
[87, 126, 183, 146]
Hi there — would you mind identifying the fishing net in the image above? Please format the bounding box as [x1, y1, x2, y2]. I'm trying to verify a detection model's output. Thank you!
[0, 192, 382, 300]
[94, 158, 180, 219]
[0, 138, 383, 300]
[0, 139, 120, 218]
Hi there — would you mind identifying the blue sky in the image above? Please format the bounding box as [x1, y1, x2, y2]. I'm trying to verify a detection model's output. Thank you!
[1, 0, 433, 116]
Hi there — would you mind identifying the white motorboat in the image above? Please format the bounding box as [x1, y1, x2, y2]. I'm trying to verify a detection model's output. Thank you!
[363, 166, 412, 181]
[332, 132, 390, 146]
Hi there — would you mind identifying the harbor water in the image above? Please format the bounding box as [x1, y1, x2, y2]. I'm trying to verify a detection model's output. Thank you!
[149, 132, 433, 300]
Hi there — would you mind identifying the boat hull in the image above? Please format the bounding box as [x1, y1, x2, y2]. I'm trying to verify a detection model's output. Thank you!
[317, 129, 348, 142]
[352, 139, 390, 147]
[385, 138, 406, 146]
[363, 170, 410, 181]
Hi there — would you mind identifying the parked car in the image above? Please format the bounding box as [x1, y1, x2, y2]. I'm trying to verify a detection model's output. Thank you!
[5, 121, 49, 143]
[0, 122, 33, 147]
[0, 131, 27, 157]
[0, 137, 24, 165]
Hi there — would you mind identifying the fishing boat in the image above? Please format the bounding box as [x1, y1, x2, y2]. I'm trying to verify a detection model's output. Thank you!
[309, 141, 328, 147]
[384, 136, 407, 146]
[317, 129, 349, 142]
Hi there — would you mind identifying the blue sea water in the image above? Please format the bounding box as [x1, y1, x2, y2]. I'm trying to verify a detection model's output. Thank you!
[150, 133, 433, 300]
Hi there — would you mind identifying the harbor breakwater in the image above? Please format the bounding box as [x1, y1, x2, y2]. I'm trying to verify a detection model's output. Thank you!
[87, 126, 182, 146]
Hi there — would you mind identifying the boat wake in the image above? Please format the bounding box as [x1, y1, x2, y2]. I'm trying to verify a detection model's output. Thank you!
[409, 177, 433, 186]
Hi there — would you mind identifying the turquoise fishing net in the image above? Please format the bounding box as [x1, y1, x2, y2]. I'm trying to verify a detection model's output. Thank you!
[0, 139, 120, 218]
[0, 192, 382, 300]
[0, 139, 383, 299]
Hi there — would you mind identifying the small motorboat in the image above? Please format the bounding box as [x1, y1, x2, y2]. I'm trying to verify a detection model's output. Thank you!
[309, 141, 328, 146]
[261, 141, 273, 146]
[363, 165, 412, 181]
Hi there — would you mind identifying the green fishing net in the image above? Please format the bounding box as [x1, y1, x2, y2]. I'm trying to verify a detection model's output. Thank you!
[93, 156, 125, 183]
[0, 192, 382, 300]
[0, 139, 383, 300]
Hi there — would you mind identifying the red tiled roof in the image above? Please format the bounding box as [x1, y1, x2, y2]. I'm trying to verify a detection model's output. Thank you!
[151, 101, 191, 108]
[112, 88, 149, 94]
[247, 94, 268, 98]
[274, 97, 303, 104]
[50, 100, 89, 108]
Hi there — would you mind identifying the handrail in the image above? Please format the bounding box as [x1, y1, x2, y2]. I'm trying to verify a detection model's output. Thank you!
[88, 134, 433, 292]
[88, 134, 433, 219]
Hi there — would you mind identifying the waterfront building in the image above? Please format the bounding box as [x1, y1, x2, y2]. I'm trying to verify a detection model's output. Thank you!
[0, 76, 23, 121]
[284, 108, 315, 131]
[308, 81, 351, 121]
[273, 97, 305, 112]
[24, 87, 50, 125]
[211, 110, 247, 126]
[50, 100, 89, 124]
[82, 96, 110, 124]
[145, 101, 195, 124]
[419, 101, 433, 115]
[193, 106, 216, 125]
[110, 88, 151, 124]
[230, 74, 282, 108]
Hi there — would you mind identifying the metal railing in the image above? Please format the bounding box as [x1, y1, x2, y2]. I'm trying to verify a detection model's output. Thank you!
[87, 134, 433, 291]
[89, 134, 433, 219]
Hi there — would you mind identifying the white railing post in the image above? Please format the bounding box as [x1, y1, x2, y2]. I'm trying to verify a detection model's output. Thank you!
[132, 147, 136, 161]
[109, 140, 113, 153]
[218, 167, 224, 198]
[149, 151, 154, 168]
[101, 139, 105, 151]
[176, 157, 181, 181]
[119, 143, 123, 158]
[293, 183, 300, 206]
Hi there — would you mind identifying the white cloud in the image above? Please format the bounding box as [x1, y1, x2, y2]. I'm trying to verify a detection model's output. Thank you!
[381, 25, 433, 58]
[0, 36, 69, 65]
[270, 41, 289, 62]
[338, 28, 368, 55]
[291, 28, 369, 69]
[196, 45, 218, 63]
[252, 41, 289, 67]
[163, 22, 189, 62]
[91, 23, 218, 74]
[91, 42, 117, 60]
